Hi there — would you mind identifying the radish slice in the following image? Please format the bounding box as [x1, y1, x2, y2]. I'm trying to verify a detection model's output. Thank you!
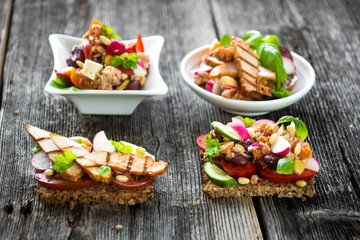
[251, 119, 279, 130]
[282, 56, 296, 75]
[248, 142, 260, 152]
[212, 79, 222, 95]
[231, 117, 247, 128]
[306, 157, 321, 173]
[226, 122, 251, 141]
[105, 40, 125, 55]
[206, 80, 215, 92]
[31, 151, 52, 172]
[191, 66, 212, 75]
[133, 63, 147, 76]
[271, 135, 290, 156]
[92, 131, 116, 152]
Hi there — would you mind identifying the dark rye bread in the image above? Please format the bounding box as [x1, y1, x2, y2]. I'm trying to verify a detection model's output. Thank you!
[36, 183, 154, 209]
[201, 162, 315, 199]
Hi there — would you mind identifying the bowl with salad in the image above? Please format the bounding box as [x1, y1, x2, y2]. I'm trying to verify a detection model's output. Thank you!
[45, 19, 167, 115]
[180, 30, 315, 116]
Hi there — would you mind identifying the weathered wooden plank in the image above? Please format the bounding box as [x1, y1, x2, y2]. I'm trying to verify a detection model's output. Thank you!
[211, 0, 360, 238]
[0, 0, 12, 104]
[0, 0, 263, 239]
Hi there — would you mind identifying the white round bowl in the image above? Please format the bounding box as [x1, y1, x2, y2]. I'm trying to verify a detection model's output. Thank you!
[46, 34, 168, 115]
[180, 45, 315, 116]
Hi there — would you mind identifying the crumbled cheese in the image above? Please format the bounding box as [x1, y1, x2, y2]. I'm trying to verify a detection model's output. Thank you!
[80, 59, 103, 80]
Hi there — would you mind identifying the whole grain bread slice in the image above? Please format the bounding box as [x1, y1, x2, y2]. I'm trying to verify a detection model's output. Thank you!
[201, 162, 315, 199]
[36, 183, 154, 209]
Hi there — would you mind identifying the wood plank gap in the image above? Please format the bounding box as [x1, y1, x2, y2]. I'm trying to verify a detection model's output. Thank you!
[252, 197, 269, 240]
[0, 0, 13, 107]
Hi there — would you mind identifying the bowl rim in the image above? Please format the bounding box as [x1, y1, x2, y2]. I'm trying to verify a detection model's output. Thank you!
[45, 34, 168, 96]
[180, 44, 315, 107]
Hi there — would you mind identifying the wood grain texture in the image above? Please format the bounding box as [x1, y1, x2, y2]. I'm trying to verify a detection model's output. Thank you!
[0, 0, 263, 239]
[211, 0, 360, 239]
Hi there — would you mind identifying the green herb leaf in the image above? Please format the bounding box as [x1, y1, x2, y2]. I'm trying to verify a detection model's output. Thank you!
[262, 35, 280, 46]
[276, 116, 308, 140]
[53, 151, 77, 173]
[111, 53, 140, 69]
[236, 116, 256, 127]
[31, 144, 41, 155]
[276, 157, 294, 174]
[204, 135, 223, 163]
[101, 25, 121, 40]
[242, 30, 263, 48]
[257, 42, 288, 89]
[49, 77, 84, 91]
[219, 34, 232, 46]
[72, 138, 83, 144]
[98, 165, 111, 176]
[111, 141, 133, 153]
[271, 85, 292, 98]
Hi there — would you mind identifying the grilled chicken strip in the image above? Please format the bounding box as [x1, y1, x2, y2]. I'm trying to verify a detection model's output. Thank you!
[232, 38, 272, 97]
[24, 125, 84, 182]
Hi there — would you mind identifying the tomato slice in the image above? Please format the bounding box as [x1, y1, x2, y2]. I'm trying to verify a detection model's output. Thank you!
[196, 134, 208, 151]
[222, 159, 258, 179]
[35, 173, 99, 190]
[136, 33, 144, 52]
[259, 167, 318, 183]
[110, 173, 153, 189]
[70, 68, 98, 89]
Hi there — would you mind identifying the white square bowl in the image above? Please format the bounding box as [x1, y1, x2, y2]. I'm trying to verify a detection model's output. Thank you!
[45, 34, 168, 115]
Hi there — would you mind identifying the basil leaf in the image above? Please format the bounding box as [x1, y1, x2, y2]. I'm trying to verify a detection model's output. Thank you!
[242, 30, 263, 48]
[111, 141, 133, 153]
[31, 143, 41, 155]
[73, 138, 83, 144]
[98, 165, 111, 176]
[271, 85, 292, 98]
[276, 116, 308, 140]
[49, 77, 84, 91]
[276, 157, 294, 174]
[262, 35, 280, 47]
[236, 116, 256, 127]
[257, 43, 288, 88]
[219, 34, 232, 46]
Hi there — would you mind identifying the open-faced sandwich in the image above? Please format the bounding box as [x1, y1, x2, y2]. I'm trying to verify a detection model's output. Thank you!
[192, 30, 297, 100]
[196, 116, 320, 199]
[25, 125, 167, 208]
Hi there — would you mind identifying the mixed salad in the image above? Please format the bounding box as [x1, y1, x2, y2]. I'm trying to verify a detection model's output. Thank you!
[26, 125, 167, 191]
[197, 116, 320, 188]
[51, 19, 149, 91]
[192, 30, 297, 100]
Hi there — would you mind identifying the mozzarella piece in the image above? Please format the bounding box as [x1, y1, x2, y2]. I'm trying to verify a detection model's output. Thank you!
[80, 59, 104, 80]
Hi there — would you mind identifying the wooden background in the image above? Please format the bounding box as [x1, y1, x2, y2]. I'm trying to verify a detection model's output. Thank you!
[0, 0, 359, 239]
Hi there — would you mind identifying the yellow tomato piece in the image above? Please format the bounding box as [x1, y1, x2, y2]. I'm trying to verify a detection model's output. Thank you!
[294, 159, 306, 175]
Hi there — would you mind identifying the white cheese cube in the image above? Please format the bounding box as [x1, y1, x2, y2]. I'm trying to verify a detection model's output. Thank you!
[80, 59, 104, 80]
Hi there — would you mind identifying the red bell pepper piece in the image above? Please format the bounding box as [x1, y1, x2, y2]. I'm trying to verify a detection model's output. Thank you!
[117, 66, 135, 75]
[136, 33, 144, 52]
[82, 39, 91, 60]
[54, 70, 73, 86]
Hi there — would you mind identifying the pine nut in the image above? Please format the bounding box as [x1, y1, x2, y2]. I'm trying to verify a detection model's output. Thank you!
[120, 52, 129, 58]
[116, 175, 128, 182]
[76, 60, 84, 68]
[136, 147, 146, 155]
[250, 175, 259, 185]
[269, 133, 278, 145]
[296, 180, 307, 188]
[238, 177, 250, 185]
[44, 169, 54, 176]
[82, 138, 92, 146]
[100, 35, 111, 46]
[128, 199, 136, 205]
[247, 128, 255, 138]
[287, 125, 296, 135]
[294, 143, 302, 155]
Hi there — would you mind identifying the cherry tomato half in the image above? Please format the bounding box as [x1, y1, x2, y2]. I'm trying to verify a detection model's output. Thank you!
[259, 167, 318, 184]
[196, 134, 208, 152]
[35, 173, 99, 191]
[222, 159, 258, 179]
[70, 68, 98, 89]
[110, 173, 153, 189]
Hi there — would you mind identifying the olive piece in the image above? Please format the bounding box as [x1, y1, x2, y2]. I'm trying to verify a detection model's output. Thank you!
[126, 80, 140, 90]
[229, 154, 249, 167]
[66, 45, 85, 68]
[244, 138, 255, 146]
[211, 130, 223, 142]
[263, 154, 280, 170]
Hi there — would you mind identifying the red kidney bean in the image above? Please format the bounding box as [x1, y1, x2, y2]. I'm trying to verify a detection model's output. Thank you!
[127, 80, 140, 90]
[230, 154, 249, 167]
[263, 154, 280, 170]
